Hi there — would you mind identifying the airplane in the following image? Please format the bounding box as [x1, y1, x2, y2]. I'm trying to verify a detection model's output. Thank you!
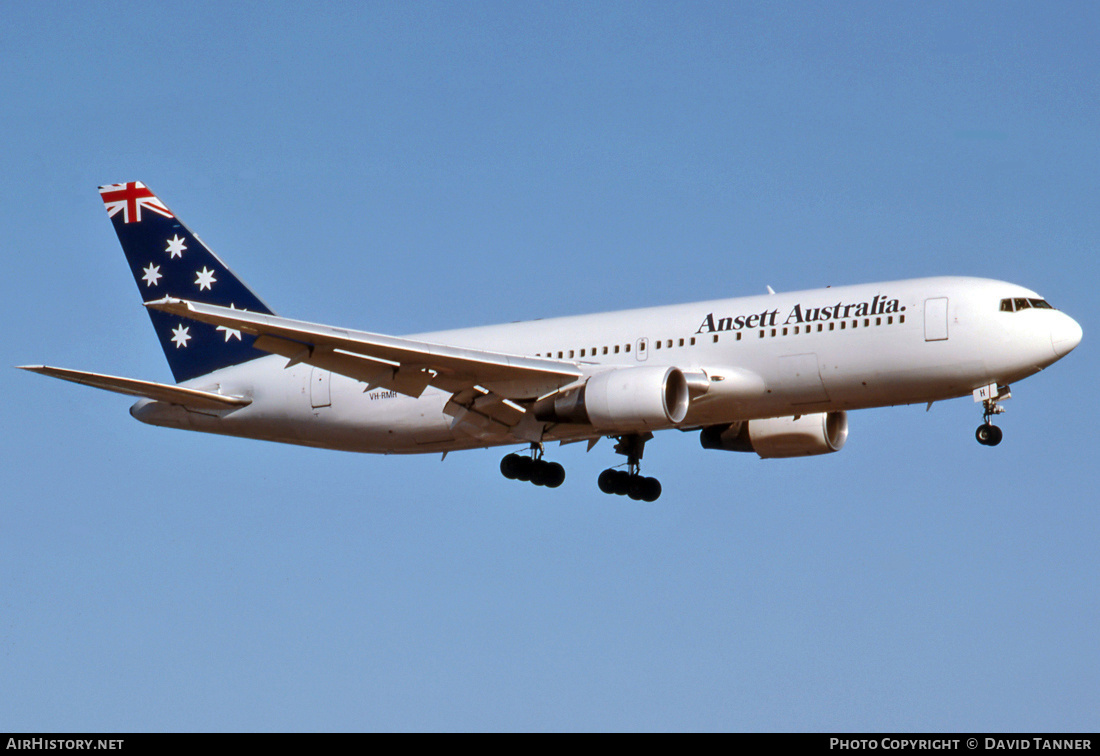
[20, 182, 1083, 501]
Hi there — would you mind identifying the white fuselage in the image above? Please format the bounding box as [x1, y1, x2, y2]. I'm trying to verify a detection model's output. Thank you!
[131, 276, 1082, 454]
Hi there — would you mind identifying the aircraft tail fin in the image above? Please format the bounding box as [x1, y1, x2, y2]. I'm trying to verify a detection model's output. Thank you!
[99, 182, 276, 383]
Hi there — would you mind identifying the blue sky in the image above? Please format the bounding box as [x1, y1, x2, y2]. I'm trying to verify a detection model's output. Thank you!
[2, 1, 1097, 731]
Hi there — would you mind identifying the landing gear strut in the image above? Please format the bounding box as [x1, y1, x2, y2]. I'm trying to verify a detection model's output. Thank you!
[597, 433, 662, 502]
[975, 387, 1009, 447]
[500, 443, 565, 488]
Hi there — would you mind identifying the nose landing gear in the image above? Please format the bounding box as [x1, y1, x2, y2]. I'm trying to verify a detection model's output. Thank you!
[500, 444, 566, 488]
[975, 384, 1010, 447]
[597, 433, 662, 501]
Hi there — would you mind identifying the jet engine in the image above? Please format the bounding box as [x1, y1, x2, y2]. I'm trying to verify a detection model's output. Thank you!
[699, 411, 848, 458]
[534, 366, 690, 431]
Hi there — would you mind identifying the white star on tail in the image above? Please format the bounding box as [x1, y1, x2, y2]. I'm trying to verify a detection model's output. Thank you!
[141, 263, 162, 287]
[195, 267, 217, 291]
[170, 324, 191, 348]
[166, 235, 187, 258]
[216, 304, 243, 342]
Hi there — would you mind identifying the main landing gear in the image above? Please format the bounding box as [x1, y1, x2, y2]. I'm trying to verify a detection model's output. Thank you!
[500, 435, 664, 500]
[500, 444, 566, 488]
[975, 388, 1009, 447]
[597, 434, 662, 502]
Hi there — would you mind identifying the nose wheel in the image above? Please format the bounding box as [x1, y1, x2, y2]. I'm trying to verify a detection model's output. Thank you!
[500, 444, 565, 488]
[975, 423, 1003, 446]
[598, 433, 662, 501]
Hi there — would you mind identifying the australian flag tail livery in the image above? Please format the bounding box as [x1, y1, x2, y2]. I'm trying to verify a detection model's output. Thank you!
[99, 182, 275, 383]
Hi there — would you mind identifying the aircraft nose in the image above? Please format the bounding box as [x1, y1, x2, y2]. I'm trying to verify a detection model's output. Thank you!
[1051, 313, 1083, 358]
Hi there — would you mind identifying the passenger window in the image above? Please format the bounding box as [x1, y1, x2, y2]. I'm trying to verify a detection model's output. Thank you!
[655, 341, 661, 349]
[735, 332, 742, 341]
[614, 345, 620, 354]
[690, 337, 696, 346]
[625, 344, 631, 352]
[678, 338, 685, 347]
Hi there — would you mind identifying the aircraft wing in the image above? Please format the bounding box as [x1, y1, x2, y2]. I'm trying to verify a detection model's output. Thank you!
[145, 297, 584, 403]
[17, 365, 251, 410]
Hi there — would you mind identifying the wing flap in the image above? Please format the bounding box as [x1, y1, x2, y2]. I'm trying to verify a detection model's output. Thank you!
[18, 366, 251, 410]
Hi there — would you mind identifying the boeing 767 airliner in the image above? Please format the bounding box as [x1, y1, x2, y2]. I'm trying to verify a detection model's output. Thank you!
[20, 182, 1083, 501]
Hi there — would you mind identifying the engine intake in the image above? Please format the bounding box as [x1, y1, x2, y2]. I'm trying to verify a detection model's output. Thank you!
[535, 366, 690, 431]
[700, 411, 848, 458]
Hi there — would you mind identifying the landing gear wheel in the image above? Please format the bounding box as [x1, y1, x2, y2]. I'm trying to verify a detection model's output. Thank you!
[640, 476, 662, 502]
[530, 463, 549, 486]
[500, 453, 523, 479]
[543, 462, 566, 488]
[975, 424, 1003, 446]
[513, 455, 535, 481]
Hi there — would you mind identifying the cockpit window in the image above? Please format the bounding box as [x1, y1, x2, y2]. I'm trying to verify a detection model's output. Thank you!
[1000, 297, 1055, 312]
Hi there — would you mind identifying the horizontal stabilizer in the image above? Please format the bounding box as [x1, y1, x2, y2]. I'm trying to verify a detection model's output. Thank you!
[17, 365, 251, 410]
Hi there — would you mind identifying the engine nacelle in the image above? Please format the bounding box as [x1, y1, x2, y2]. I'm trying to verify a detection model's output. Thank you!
[700, 411, 848, 458]
[534, 366, 690, 431]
